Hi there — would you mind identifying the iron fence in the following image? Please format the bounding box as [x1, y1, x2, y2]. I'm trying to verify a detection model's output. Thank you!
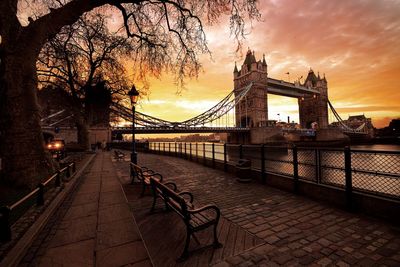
[0, 162, 76, 242]
[147, 142, 400, 202]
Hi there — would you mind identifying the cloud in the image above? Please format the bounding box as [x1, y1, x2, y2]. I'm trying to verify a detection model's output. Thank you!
[137, 0, 400, 129]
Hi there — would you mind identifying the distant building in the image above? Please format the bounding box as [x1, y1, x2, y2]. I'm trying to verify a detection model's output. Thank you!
[347, 115, 373, 130]
[375, 118, 400, 138]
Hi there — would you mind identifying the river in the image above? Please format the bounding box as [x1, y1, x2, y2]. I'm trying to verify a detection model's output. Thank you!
[351, 144, 400, 152]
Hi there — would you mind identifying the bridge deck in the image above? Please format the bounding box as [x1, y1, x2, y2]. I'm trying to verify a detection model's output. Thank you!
[112, 127, 250, 134]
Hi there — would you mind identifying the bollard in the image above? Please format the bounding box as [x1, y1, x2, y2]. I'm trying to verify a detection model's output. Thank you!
[196, 143, 199, 162]
[239, 144, 243, 159]
[37, 183, 45, 206]
[344, 146, 353, 211]
[212, 143, 215, 168]
[0, 206, 11, 242]
[203, 143, 206, 165]
[315, 149, 321, 184]
[66, 165, 71, 178]
[223, 143, 227, 172]
[261, 144, 266, 184]
[292, 145, 299, 193]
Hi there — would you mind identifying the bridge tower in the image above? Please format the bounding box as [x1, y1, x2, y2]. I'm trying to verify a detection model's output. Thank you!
[298, 69, 329, 128]
[233, 49, 268, 128]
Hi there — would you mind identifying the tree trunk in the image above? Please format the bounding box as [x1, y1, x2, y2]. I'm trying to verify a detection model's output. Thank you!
[75, 115, 90, 150]
[0, 47, 56, 189]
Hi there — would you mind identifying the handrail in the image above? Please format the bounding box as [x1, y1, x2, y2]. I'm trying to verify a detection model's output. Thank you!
[0, 162, 76, 242]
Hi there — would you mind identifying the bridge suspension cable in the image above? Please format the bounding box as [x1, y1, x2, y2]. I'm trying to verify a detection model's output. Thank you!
[110, 83, 253, 129]
[328, 100, 367, 133]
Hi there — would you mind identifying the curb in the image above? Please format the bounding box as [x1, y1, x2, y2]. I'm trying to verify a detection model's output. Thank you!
[0, 153, 97, 267]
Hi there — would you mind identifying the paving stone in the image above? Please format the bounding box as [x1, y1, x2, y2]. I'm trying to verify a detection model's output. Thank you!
[265, 235, 280, 244]
[292, 249, 307, 258]
[226, 255, 243, 265]
[272, 254, 292, 265]
[299, 255, 315, 265]
[336, 261, 350, 267]
[342, 246, 354, 253]
[212, 261, 231, 267]
[320, 247, 333, 256]
[317, 257, 332, 266]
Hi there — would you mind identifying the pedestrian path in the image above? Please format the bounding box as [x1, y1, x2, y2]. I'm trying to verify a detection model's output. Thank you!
[115, 153, 400, 267]
[20, 152, 151, 267]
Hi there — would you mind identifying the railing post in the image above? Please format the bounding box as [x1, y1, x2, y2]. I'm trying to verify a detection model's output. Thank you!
[239, 144, 243, 159]
[163, 142, 165, 155]
[196, 143, 199, 162]
[212, 143, 215, 168]
[203, 143, 206, 165]
[344, 146, 353, 211]
[189, 143, 192, 160]
[72, 162, 76, 173]
[0, 206, 11, 242]
[169, 142, 171, 155]
[37, 183, 45, 206]
[55, 170, 61, 187]
[315, 149, 320, 184]
[175, 142, 177, 157]
[223, 143, 227, 172]
[261, 144, 266, 184]
[293, 145, 299, 193]
[66, 165, 71, 178]
[184, 143, 187, 159]
[158, 142, 161, 154]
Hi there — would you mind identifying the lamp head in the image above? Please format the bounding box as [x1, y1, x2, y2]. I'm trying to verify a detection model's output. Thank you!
[128, 85, 139, 105]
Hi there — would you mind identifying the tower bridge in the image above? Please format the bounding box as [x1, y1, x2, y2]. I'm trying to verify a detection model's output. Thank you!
[41, 48, 371, 144]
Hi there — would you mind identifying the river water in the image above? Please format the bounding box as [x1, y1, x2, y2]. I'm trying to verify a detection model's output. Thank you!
[351, 144, 400, 152]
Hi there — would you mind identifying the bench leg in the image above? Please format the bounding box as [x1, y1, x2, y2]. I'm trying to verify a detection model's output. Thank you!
[213, 223, 222, 248]
[177, 228, 191, 262]
[140, 182, 146, 197]
[151, 196, 157, 212]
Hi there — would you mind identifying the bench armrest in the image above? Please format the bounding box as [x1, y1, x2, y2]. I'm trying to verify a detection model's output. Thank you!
[164, 182, 178, 191]
[188, 205, 220, 219]
[178, 191, 194, 203]
[148, 172, 163, 182]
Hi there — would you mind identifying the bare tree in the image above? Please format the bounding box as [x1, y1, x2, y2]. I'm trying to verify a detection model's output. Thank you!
[0, 0, 260, 189]
[37, 13, 133, 149]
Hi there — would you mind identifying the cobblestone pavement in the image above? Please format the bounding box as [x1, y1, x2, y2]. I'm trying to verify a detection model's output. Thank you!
[19, 152, 151, 267]
[132, 153, 400, 266]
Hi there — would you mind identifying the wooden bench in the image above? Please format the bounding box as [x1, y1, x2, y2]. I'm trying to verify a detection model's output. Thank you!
[130, 163, 167, 196]
[114, 150, 125, 161]
[150, 177, 222, 261]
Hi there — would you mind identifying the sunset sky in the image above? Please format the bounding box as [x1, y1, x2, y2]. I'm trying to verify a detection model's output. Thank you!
[135, 0, 400, 129]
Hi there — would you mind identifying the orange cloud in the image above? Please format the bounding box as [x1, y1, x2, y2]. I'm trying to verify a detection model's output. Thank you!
[135, 0, 400, 130]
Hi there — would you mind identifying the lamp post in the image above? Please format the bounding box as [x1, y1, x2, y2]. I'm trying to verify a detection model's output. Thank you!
[128, 85, 139, 164]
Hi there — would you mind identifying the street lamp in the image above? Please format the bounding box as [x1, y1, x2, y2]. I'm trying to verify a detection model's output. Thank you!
[128, 85, 139, 164]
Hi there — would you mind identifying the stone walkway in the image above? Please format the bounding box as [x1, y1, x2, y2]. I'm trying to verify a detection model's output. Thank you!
[20, 152, 151, 267]
[116, 153, 400, 267]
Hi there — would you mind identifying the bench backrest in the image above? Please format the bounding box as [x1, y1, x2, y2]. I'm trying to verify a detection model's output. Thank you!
[150, 178, 188, 219]
[131, 163, 144, 178]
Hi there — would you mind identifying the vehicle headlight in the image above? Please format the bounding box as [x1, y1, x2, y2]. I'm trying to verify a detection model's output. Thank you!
[47, 144, 52, 149]
[55, 143, 61, 148]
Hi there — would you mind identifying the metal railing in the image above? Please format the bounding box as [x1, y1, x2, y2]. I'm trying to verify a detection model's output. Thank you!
[147, 142, 400, 205]
[0, 162, 76, 242]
